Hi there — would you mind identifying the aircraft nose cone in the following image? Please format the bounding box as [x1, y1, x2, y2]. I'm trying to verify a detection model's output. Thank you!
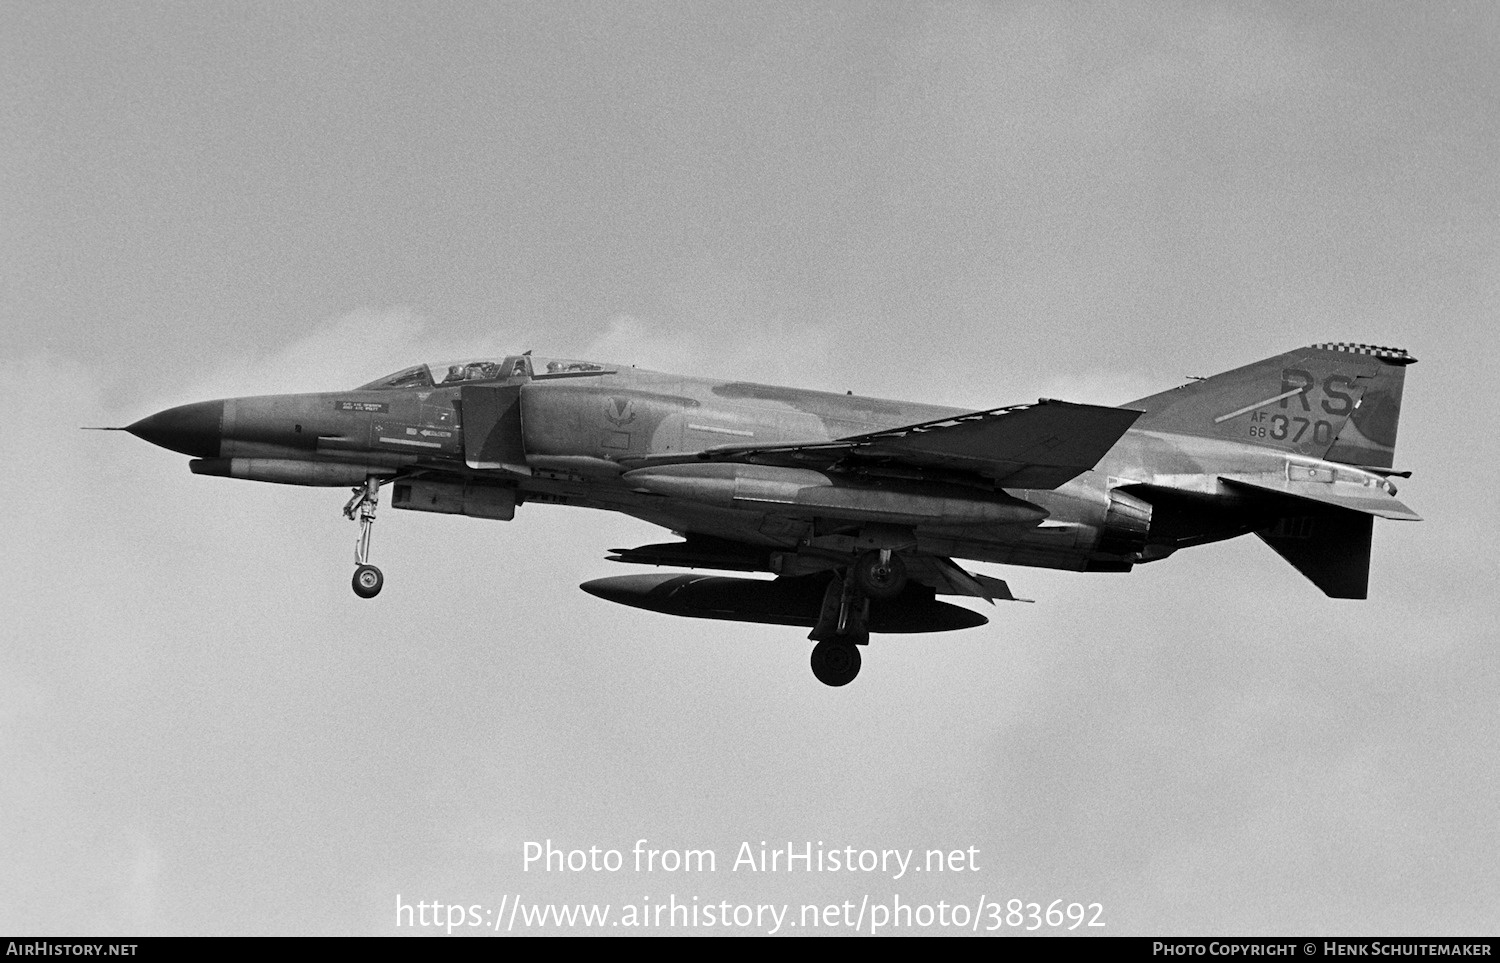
[126, 400, 224, 458]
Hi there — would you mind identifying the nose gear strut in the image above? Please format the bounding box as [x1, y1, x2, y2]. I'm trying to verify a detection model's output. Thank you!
[344, 477, 384, 598]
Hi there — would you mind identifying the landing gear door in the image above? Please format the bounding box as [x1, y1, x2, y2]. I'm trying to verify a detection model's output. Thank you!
[461, 385, 530, 474]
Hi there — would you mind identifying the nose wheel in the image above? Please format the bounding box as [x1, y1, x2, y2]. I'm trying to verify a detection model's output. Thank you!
[353, 564, 384, 598]
[343, 477, 385, 598]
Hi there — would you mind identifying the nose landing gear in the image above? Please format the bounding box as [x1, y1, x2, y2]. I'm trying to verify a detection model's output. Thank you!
[344, 477, 384, 598]
[353, 563, 383, 598]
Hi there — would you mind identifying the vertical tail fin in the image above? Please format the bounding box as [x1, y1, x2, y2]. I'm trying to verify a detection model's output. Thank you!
[1125, 343, 1414, 466]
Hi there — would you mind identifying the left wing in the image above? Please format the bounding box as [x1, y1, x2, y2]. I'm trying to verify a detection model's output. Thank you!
[621, 399, 1143, 491]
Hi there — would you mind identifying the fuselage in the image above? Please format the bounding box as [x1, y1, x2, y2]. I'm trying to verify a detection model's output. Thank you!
[115, 342, 1417, 684]
[126, 352, 1387, 579]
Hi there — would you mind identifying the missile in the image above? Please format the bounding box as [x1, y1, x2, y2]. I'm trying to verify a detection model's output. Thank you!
[605, 537, 770, 572]
[580, 573, 988, 634]
[190, 458, 394, 486]
[621, 463, 1046, 526]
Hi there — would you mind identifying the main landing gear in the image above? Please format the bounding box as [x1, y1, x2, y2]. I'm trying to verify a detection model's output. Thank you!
[810, 637, 862, 688]
[852, 548, 907, 599]
[344, 477, 384, 598]
[808, 548, 905, 687]
[806, 549, 912, 686]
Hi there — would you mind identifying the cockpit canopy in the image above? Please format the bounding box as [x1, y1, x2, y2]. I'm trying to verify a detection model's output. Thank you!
[356, 355, 614, 390]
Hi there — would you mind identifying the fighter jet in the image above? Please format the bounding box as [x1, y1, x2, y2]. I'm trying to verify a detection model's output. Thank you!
[107, 343, 1418, 686]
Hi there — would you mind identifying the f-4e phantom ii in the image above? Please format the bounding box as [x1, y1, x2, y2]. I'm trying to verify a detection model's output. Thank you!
[110, 342, 1418, 686]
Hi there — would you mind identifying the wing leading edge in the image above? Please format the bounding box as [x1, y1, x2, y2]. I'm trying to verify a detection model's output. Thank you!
[621, 399, 1143, 490]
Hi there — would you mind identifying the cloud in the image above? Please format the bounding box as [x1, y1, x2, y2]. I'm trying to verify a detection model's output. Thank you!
[176, 306, 510, 403]
[572, 311, 840, 390]
[577, 314, 700, 374]
[1035, 369, 1166, 407]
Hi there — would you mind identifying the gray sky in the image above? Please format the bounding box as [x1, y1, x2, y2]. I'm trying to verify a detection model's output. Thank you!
[3, 1, 1497, 936]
